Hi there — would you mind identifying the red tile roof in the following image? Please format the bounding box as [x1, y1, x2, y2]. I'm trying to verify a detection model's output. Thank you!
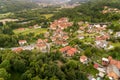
[96, 35, 110, 41]
[13, 47, 23, 53]
[19, 40, 27, 43]
[18, 28, 25, 30]
[59, 46, 77, 56]
[67, 50, 75, 56]
[108, 56, 120, 69]
[36, 44, 46, 47]
[94, 63, 99, 69]
[37, 39, 43, 44]
[50, 17, 73, 30]
[80, 55, 87, 62]
[59, 46, 71, 53]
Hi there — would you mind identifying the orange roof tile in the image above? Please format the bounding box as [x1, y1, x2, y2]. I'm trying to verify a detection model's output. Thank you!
[13, 47, 23, 53]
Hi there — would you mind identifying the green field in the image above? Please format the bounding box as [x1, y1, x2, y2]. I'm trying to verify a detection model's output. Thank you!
[42, 14, 54, 19]
[13, 28, 47, 35]
[112, 42, 120, 47]
[0, 12, 13, 19]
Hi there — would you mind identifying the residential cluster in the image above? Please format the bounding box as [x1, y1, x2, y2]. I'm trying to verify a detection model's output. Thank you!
[102, 6, 120, 14]
[10, 17, 120, 80]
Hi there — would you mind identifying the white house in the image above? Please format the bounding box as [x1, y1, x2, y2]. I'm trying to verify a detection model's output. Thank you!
[80, 55, 88, 64]
[115, 32, 120, 38]
[19, 40, 27, 45]
[95, 40, 108, 48]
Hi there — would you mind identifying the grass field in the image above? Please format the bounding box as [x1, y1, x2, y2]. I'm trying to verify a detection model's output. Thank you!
[13, 28, 47, 35]
[42, 14, 54, 19]
[0, 12, 13, 19]
[112, 42, 120, 47]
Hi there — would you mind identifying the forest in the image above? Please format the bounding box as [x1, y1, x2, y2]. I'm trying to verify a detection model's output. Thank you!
[0, 0, 38, 13]
[52, 0, 120, 22]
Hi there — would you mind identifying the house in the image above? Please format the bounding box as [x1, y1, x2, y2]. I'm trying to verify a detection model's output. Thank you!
[94, 24, 101, 28]
[78, 35, 84, 40]
[51, 37, 56, 42]
[101, 56, 120, 80]
[108, 29, 113, 34]
[94, 63, 106, 78]
[77, 30, 84, 34]
[44, 32, 50, 38]
[50, 24, 57, 30]
[13, 47, 23, 53]
[62, 41, 68, 46]
[78, 21, 84, 26]
[50, 28, 69, 47]
[95, 40, 108, 48]
[63, 36, 69, 40]
[102, 57, 109, 66]
[36, 44, 47, 52]
[36, 39, 48, 53]
[107, 65, 120, 80]
[19, 40, 27, 45]
[79, 26, 85, 31]
[66, 48, 77, 57]
[96, 34, 110, 41]
[66, 50, 75, 57]
[94, 63, 99, 69]
[108, 56, 120, 69]
[22, 46, 34, 51]
[59, 46, 77, 57]
[80, 55, 88, 64]
[37, 39, 44, 44]
[115, 32, 120, 38]
[33, 24, 41, 29]
[59, 46, 71, 53]
[87, 74, 96, 80]
[50, 17, 73, 30]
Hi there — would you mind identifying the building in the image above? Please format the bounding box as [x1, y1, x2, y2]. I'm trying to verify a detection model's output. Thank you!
[101, 56, 120, 80]
[115, 32, 120, 38]
[80, 55, 88, 64]
[59, 46, 77, 57]
[13, 47, 23, 53]
[95, 40, 108, 48]
[50, 17, 73, 30]
[18, 40, 27, 45]
[36, 39, 48, 53]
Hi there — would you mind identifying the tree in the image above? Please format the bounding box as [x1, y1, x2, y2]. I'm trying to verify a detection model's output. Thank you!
[32, 76, 41, 80]
[0, 68, 10, 80]
[0, 60, 11, 71]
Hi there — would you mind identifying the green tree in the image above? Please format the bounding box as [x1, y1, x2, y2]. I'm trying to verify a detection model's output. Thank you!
[0, 68, 10, 80]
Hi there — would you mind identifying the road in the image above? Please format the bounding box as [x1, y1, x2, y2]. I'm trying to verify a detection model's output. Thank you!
[0, 43, 35, 51]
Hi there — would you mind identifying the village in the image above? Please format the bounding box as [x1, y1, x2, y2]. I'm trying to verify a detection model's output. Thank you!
[2, 17, 119, 80]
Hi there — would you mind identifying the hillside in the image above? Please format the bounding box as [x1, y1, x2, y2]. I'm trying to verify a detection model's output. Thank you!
[68, 0, 89, 4]
[33, 0, 70, 3]
[0, 0, 38, 13]
[52, 0, 120, 22]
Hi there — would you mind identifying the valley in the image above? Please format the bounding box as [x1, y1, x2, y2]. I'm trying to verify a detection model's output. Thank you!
[0, 0, 120, 80]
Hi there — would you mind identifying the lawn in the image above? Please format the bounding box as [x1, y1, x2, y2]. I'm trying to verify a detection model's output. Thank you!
[111, 42, 120, 47]
[13, 28, 47, 35]
[42, 14, 54, 19]
[0, 12, 13, 19]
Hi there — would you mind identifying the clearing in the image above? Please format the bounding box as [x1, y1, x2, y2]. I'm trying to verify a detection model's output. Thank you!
[42, 14, 54, 19]
[13, 28, 47, 35]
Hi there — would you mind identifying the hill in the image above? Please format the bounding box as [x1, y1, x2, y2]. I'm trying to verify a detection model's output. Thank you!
[68, 0, 89, 4]
[0, 0, 38, 13]
[33, 0, 70, 3]
[52, 0, 120, 22]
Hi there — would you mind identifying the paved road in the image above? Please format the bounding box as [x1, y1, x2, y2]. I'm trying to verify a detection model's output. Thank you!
[0, 43, 36, 51]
